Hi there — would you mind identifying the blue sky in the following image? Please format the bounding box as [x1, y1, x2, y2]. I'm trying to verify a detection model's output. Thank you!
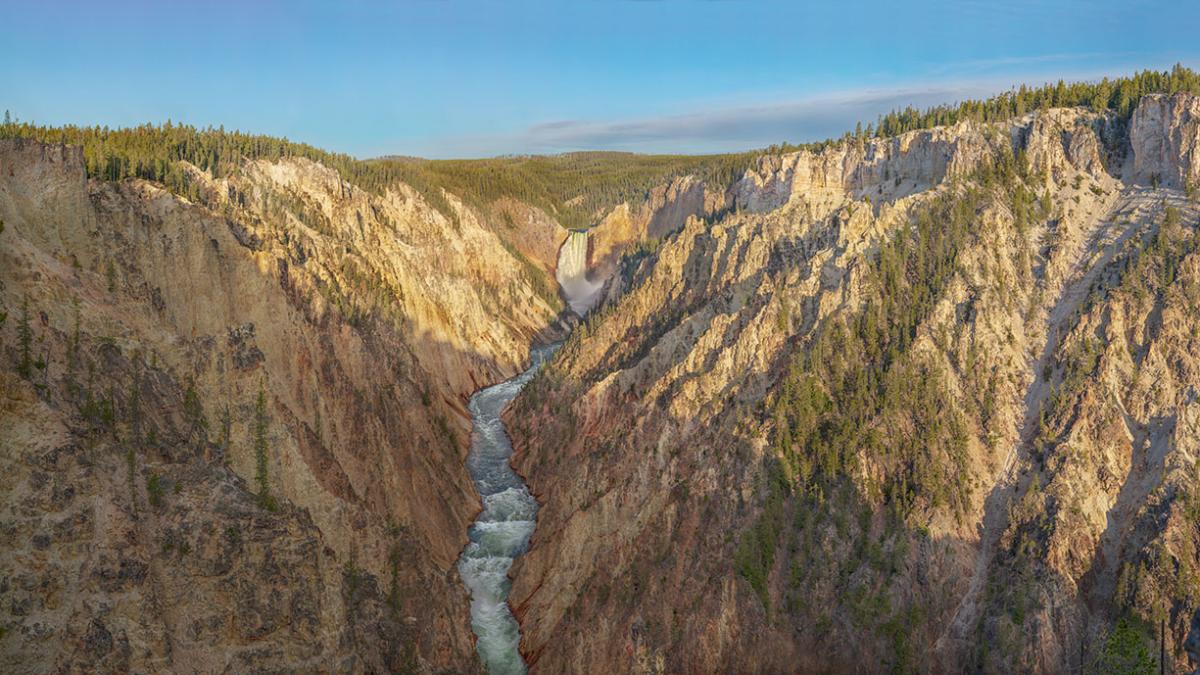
[2, 1, 1198, 158]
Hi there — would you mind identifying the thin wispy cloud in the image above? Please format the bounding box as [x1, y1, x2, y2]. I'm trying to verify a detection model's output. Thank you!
[514, 86, 971, 151]
[431, 78, 1039, 156]
[410, 61, 1180, 157]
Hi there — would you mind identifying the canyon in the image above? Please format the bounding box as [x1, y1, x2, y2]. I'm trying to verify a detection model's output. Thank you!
[2, 84, 1200, 673]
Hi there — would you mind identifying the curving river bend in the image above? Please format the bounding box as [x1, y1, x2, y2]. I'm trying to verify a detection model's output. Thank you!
[457, 343, 560, 674]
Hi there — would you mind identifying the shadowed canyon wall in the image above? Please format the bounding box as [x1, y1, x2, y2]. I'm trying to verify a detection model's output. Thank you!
[0, 138, 568, 672]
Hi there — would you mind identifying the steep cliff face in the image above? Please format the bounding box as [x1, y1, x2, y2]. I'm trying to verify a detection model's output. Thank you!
[508, 95, 1200, 672]
[0, 139, 566, 672]
[1130, 93, 1200, 188]
[580, 175, 730, 295]
[733, 106, 1121, 217]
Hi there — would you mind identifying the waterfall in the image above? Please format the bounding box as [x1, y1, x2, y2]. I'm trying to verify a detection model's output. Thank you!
[557, 230, 589, 282]
[556, 230, 602, 315]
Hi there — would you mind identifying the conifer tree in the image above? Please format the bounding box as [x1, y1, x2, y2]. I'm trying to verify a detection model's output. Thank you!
[17, 296, 32, 379]
[253, 386, 276, 510]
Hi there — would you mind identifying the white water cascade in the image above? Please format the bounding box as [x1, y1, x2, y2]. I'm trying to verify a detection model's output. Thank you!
[456, 344, 559, 675]
[555, 229, 603, 315]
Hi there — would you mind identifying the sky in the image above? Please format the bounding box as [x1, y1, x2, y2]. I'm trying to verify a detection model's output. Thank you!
[2, 0, 1199, 159]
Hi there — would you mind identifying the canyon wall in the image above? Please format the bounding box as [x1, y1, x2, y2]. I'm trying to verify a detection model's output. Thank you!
[581, 175, 729, 294]
[0, 139, 566, 672]
[508, 94, 1200, 673]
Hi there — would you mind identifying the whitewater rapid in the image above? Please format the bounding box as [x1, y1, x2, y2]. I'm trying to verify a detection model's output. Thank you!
[457, 344, 559, 674]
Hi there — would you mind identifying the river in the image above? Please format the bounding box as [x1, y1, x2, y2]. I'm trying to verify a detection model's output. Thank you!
[456, 343, 560, 674]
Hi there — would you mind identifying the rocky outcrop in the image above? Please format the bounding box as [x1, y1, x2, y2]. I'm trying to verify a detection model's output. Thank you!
[1130, 93, 1200, 188]
[0, 138, 567, 672]
[1022, 107, 1119, 181]
[584, 175, 728, 291]
[730, 121, 993, 213]
[732, 107, 1120, 218]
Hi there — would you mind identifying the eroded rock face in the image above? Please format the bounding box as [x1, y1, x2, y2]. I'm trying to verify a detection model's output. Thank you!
[586, 175, 727, 286]
[732, 106, 1120, 219]
[1022, 107, 1119, 181]
[0, 138, 567, 672]
[1130, 93, 1200, 188]
[730, 122, 989, 214]
[508, 97, 1200, 673]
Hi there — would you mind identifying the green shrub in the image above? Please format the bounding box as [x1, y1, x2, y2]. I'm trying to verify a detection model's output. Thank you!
[734, 459, 789, 610]
[146, 473, 164, 507]
[253, 387, 277, 511]
[1095, 617, 1155, 675]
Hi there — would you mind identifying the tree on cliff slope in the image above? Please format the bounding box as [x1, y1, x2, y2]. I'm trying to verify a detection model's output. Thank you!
[254, 386, 277, 511]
